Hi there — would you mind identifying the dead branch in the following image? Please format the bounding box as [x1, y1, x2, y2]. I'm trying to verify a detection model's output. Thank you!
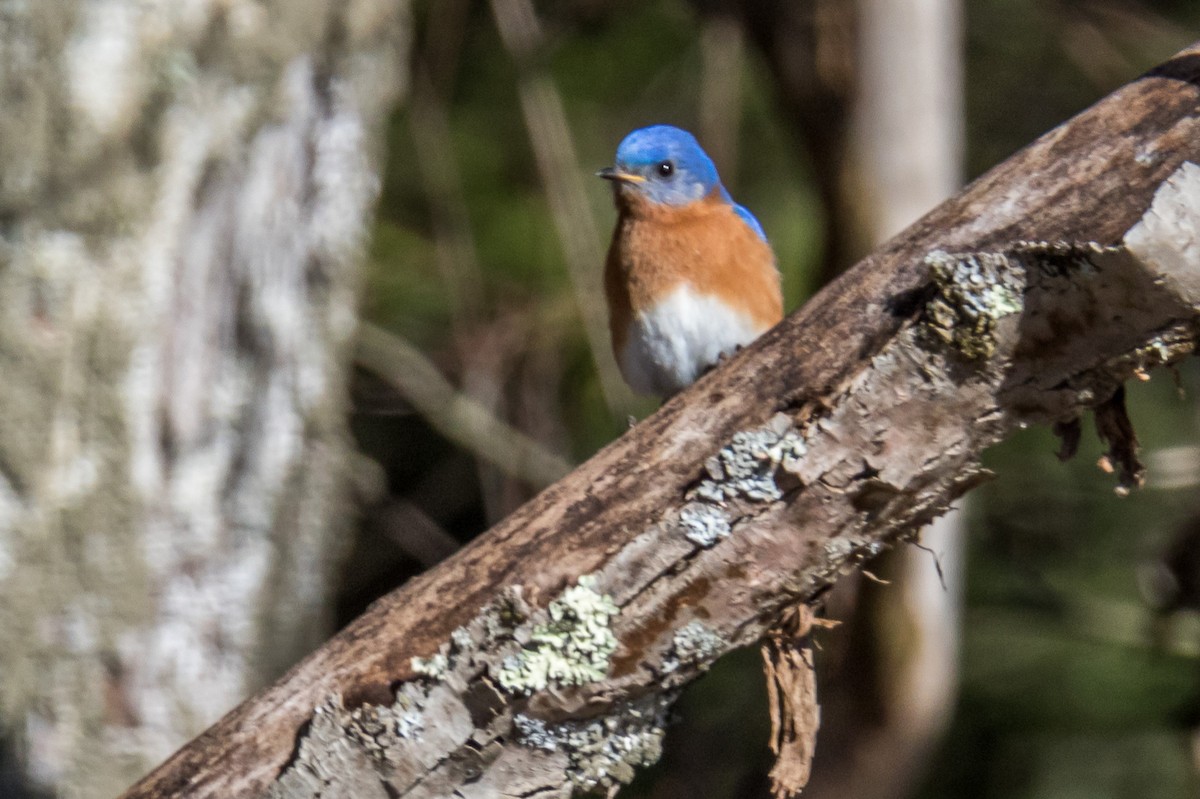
[122, 45, 1200, 799]
[764, 606, 820, 798]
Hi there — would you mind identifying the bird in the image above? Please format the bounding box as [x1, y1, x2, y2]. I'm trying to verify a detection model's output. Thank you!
[598, 124, 782, 399]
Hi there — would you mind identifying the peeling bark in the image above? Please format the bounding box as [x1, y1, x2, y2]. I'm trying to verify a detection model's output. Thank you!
[0, 3, 407, 796]
[124, 46, 1200, 799]
[797, 1, 965, 796]
[764, 606, 819, 799]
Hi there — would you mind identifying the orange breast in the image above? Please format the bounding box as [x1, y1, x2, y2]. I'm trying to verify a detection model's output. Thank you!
[604, 190, 782, 358]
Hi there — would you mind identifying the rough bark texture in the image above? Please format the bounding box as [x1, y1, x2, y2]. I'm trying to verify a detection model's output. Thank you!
[764, 606, 820, 797]
[124, 46, 1200, 799]
[0, 3, 406, 796]
[801, 1, 966, 797]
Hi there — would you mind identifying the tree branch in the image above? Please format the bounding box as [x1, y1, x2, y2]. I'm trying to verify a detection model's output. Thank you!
[488, 0, 639, 415]
[356, 322, 574, 488]
[122, 45, 1200, 799]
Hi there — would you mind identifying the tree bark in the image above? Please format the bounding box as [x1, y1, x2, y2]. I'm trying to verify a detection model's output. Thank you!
[800, 2, 966, 797]
[124, 45, 1200, 799]
[0, 3, 406, 796]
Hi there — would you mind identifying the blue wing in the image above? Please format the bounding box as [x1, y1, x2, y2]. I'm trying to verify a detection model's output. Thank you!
[732, 202, 768, 243]
[717, 184, 768, 243]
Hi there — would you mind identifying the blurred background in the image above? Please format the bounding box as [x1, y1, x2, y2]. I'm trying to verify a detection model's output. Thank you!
[354, 1, 1200, 798]
[3, 1, 1200, 797]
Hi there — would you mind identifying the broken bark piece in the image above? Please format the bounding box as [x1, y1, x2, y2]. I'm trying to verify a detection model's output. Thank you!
[763, 605, 821, 799]
[1094, 385, 1145, 494]
[1053, 417, 1083, 462]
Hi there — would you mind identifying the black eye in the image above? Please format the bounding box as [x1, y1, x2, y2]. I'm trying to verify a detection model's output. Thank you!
[656, 160, 675, 178]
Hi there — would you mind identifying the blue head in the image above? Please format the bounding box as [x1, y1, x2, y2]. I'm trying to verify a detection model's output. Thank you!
[598, 125, 723, 207]
[598, 124, 767, 241]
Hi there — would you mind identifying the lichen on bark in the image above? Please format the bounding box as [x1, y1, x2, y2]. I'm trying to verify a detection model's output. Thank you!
[0, 2, 409, 795]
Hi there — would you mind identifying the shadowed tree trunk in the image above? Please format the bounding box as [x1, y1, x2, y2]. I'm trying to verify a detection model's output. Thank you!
[0, 3, 407, 796]
[732, 0, 860, 278]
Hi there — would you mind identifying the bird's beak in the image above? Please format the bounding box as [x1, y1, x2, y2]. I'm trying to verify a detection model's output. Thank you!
[596, 167, 645, 184]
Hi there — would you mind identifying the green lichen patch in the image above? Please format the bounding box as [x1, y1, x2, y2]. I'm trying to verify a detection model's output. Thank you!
[512, 693, 675, 792]
[495, 575, 618, 695]
[410, 652, 449, 679]
[924, 241, 1129, 360]
[923, 249, 1025, 359]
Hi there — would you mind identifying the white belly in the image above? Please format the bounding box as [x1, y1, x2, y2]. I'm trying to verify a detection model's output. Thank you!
[618, 284, 764, 397]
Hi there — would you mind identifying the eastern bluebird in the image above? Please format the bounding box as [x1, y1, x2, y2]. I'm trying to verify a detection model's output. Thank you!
[598, 125, 782, 398]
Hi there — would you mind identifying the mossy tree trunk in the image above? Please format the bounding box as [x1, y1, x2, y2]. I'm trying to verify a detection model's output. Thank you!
[0, 4, 407, 796]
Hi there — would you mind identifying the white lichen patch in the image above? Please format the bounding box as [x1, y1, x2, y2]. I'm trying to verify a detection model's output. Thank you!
[512, 714, 559, 752]
[923, 250, 1026, 359]
[406, 587, 529, 685]
[678, 503, 732, 548]
[816, 537, 889, 582]
[344, 689, 427, 755]
[830, 536, 886, 560]
[512, 694, 674, 791]
[450, 626, 474, 652]
[266, 686, 454, 799]
[692, 414, 808, 504]
[661, 621, 725, 674]
[495, 575, 619, 695]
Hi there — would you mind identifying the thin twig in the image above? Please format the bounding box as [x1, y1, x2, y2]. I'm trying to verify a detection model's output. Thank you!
[488, 0, 638, 415]
[409, 69, 487, 329]
[409, 51, 534, 520]
[699, 13, 746, 188]
[355, 322, 573, 487]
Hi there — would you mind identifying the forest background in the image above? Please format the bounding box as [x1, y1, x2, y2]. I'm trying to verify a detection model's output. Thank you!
[4, 1, 1200, 798]
[365, 2, 1200, 797]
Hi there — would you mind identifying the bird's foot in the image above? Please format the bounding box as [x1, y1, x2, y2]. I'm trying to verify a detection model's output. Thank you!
[703, 345, 745, 376]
